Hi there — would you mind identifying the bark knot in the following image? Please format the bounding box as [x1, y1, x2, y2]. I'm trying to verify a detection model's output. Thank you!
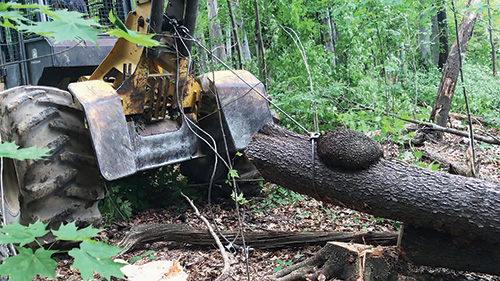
[317, 129, 383, 170]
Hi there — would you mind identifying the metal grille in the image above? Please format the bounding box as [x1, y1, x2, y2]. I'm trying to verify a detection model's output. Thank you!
[0, 28, 22, 63]
[0, 0, 128, 64]
[49, 0, 126, 26]
[145, 74, 177, 121]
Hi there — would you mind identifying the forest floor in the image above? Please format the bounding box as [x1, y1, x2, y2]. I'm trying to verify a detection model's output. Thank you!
[40, 119, 500, 281]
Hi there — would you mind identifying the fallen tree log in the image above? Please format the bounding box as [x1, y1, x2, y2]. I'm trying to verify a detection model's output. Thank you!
[245, 123, 500, 242]
[401, 225, 500, 276]
[245, 123, 500, 274]
[117, 223, 397, 253]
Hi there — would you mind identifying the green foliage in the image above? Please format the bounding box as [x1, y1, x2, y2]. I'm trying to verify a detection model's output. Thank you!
[0, 247, 58, 281]
[0, 221, 125, 281]
[0, 142, 50, 160]
[99, 165, 189, 223]
[28, 9, 101, 43]
[107, 11, 160, 47]
[0, 2, 101, 43]
[273, 259, 293, 272]
[69, 240, 124, 281]
[0, 221, 49, 246]
[0, 1, 160, 47]
[129, 250, 156, 264]
[256, 186, 304, 210]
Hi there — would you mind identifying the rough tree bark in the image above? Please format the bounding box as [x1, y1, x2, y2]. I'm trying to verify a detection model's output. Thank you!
[245, 123, 500, 275]
[118, 223, 397, 253]
[246, 123, 500, 243]
[437, 0, 449, 70]
[430, 0, 481, 129]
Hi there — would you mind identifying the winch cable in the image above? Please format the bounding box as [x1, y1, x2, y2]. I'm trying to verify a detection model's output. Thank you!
[170, 22, 321, 269]
[186, 33, 311, 135]
[280, 24, 322, 202]
[172, 26, 252, 279]
[186, 33, 321, 200]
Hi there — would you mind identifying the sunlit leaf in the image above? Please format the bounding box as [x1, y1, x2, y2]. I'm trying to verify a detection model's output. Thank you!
[0, 142, 50, 160]
[0, 247, 57, 281]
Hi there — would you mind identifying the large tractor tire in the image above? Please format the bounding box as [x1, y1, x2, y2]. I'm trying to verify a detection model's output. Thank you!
[0, 86, 103, 227]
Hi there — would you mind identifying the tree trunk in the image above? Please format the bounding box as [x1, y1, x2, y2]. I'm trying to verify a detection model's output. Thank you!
[226, 0, 242, 69]
[431, 14, 440, 66]
[488, 0, 497, 76]
[437, 0, 449, 70]
[430, 0, 481, 129]
[401, 225, 500, 275]
[245, 123, 500, 244]
[245, 123, 500, 275]
[240, 21, 252, 62]
[274, 242, 400, 281]
[274, 240, 499, 281]
[419, 0, 432, 66]
[254, 0, 268, 88]
[320, 8, 338, 67]
[207, 0, 227, 62]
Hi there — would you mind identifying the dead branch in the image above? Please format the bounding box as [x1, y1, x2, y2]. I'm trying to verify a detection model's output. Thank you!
[181, 193, 230, 281]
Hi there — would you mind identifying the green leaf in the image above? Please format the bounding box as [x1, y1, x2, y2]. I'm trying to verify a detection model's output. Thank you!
[52, 222, 103, 241]
[129, 256, 142, 263]
[414, 151, 423, 159]
[27, 9, 102, 44]
[69, 240, 125, 281]
[0, 221, 49, 246]
[0, 142, 50, 160]
[0, 246, 57, 281]
[228, 169, 239, 178]
[107, 11, 160, 47]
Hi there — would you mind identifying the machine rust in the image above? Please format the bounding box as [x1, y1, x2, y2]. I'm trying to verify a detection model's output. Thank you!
[0, 0, 272, 227]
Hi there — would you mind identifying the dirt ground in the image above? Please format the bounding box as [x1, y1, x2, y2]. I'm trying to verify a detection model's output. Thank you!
[39, 121, 500, 281]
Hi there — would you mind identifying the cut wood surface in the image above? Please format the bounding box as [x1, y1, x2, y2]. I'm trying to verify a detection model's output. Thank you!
[245, 123, 500, 243]
[118, 223, 398, 253]
[274, 242, 398, 281]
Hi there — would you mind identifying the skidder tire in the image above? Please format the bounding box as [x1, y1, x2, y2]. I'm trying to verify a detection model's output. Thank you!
[0, 86, 103, 227]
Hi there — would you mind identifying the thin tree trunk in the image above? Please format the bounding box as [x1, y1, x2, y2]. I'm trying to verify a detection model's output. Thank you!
[207, 0, 227, 62]
[320, 8, 337, 67]
[226, 0, 242, 69]
[488, 0, 497, 76]
[195, 31, 209, 73]
[225, 24, 232, 59]
[430, 14, 440, 66]
[437, 0, 449, 70]
[253, 0, 267, 88]
[240, 20, 252, 62]
[430, 0, 481, 129]
[418, 0, 432, 66]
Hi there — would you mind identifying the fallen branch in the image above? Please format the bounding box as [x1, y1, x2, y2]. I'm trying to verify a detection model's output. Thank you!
[421, 149, 468, 176]
[336, 97, 500, 145]
[118, 223, 398, 252]
[180, 193, 230, 281]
